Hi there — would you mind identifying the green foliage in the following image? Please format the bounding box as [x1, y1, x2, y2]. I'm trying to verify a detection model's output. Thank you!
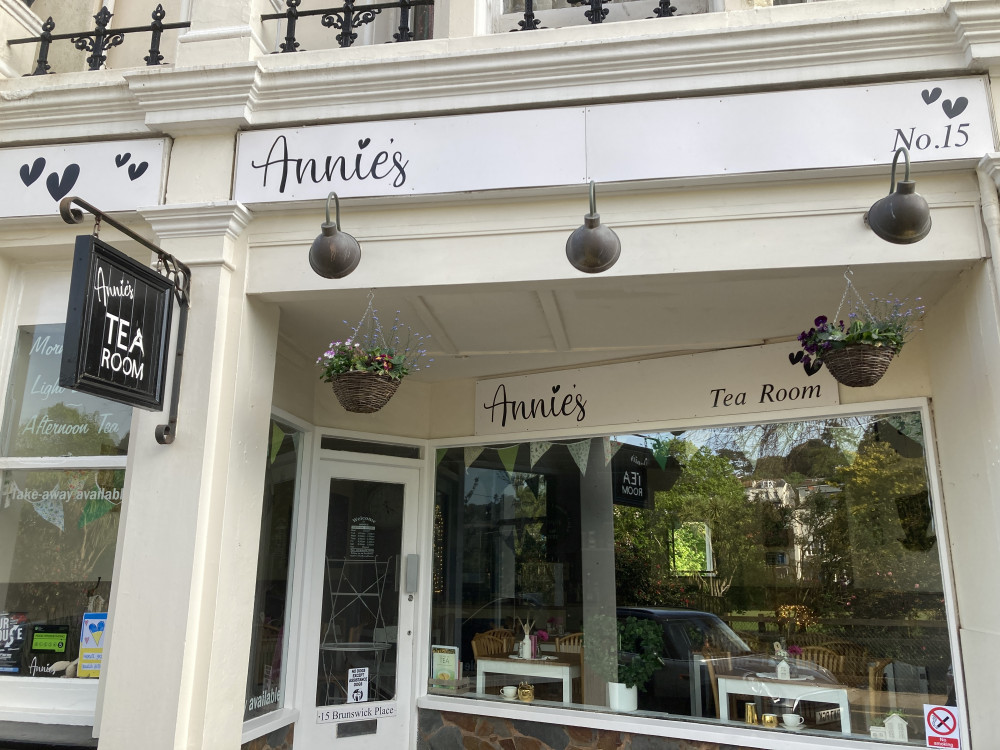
[316, 307, 430, 382]
[616, 617, 664, 689]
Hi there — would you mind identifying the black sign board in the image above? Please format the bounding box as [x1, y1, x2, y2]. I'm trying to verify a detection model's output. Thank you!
[612, 444, 651, 508]
[60, 235, 173, 411]
[612, 444, 684, 509]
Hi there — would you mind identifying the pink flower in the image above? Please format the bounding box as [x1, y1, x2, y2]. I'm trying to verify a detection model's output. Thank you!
[787, 645, 802, 656]
[536, 630, 549, 641]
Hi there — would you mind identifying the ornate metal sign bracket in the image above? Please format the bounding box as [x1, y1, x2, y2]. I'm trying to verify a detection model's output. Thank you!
[60, 196, 191, 445]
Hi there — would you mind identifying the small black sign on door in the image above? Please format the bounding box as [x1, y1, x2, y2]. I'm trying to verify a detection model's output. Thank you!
[60, 235, 173, 410]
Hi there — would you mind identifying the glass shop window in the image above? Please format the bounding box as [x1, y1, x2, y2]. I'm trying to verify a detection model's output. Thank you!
[244, 419, 301, 721]
[0, 324, 129, 680]
[430, 412, 958, 744]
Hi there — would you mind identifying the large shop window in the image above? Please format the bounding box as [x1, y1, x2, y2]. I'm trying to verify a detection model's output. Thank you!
[244, 419, 301, 721]
[0, 324, 130, 682]
[431, 411, 956, 744]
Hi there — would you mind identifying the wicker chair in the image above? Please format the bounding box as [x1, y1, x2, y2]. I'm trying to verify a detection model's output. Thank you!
[479, 628, 515, 653]
[800, 645, 846, 679]
[554, 632, 583, 652]
[471, 633, 510, 660]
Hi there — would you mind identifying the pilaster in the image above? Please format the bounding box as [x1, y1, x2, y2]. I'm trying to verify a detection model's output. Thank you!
[96, 201, 278, 750]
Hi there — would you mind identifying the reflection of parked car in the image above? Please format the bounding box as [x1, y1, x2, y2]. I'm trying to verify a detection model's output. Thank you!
[616, 607, 838, 717]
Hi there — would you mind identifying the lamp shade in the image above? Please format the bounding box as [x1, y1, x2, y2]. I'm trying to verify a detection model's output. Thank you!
[566, 181, 621, 274]
[308, 192, 361, 278]
[864, 147, 931, 244]
[865, 181, 931, 244]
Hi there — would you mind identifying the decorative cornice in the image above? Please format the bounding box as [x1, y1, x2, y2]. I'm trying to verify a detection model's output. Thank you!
[245, 1, 991, 127]
[123, 64, 260, 135]
[140, 201, 252, 241]
[0, 74, 148, 145]
[950, 0, 1000, 66]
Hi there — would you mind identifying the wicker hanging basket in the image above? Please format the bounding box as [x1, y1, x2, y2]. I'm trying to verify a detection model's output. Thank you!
[821, 344, 895, 388]
[330, 371, 401, 413]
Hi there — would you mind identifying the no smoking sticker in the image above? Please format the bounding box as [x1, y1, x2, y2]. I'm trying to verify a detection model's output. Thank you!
[925, 705, 961, 749]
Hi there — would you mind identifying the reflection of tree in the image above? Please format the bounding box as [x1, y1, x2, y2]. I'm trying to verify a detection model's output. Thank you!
[4, 469, 122, 623]
[615, 440, 764, 610]
[14, 403, 122, 457]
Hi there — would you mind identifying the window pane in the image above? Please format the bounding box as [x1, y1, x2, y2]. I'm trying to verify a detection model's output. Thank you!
[431, 413, 954, 743]
[0, 469, 122, 677]
[1, 325, 131, 457]
[244, 420, 300, 720]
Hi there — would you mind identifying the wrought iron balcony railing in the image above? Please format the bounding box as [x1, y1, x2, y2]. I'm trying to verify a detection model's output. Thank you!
[260, 0, 435, 51]
[7, 4, 190, 76]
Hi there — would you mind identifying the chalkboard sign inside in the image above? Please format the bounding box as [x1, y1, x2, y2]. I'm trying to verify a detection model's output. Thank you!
[60, 235, 173, 410]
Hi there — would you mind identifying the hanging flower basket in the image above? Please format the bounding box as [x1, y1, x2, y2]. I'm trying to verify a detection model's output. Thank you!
[317, 290, 431, 414]
[330, 371, 401, 413]
[821, 344, 896, 388]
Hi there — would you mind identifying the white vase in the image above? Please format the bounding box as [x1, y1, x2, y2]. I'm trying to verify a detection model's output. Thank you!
[607, 682, 637, 712]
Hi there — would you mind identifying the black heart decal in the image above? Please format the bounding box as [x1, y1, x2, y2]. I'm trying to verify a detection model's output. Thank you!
[921, 87, 941, 105]
[788, 351, 803, 365]
[128, 162, 148, 181]
[804, 360, 823, 376]
[358, 138, 371, 149]
[551, 385, 560, 394]
[19, 157, 45, 186]
[942, 97, 968, 119]
[115, 153, 131, 167]
[45, 164, 80, 201]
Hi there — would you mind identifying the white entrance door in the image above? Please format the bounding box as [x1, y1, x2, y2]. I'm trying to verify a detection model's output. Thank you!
[296, 457, 419, 749]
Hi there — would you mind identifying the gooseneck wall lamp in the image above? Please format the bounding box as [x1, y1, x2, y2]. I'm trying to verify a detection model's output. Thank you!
[308, 191, 362, 278]
[566, 181, 621, 273]
[864, 146, 932, 244]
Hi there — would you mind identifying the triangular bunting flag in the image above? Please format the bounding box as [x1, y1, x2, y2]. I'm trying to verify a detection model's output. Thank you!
[436, 447, 447, 467]
[524, 475, 541, 500]
[567, 440, 590, 476]
[33, 488, 64, 531]
[270, 423, 285, 464]
[497, 445, 519, 478]
[464, 446, 485, 470]
[79, 495, 114, 528]
[604, 437, 623, 466]
[530, 441, 553, 469]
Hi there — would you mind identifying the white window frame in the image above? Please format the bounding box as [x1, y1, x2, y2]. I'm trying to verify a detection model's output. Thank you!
[0, 263, 128, 727]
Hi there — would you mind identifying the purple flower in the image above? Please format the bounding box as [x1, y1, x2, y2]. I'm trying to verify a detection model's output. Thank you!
[814, 315, 827, 327]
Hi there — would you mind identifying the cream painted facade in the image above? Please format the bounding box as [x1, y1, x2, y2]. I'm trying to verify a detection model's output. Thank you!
[1, 1, 1000, 749]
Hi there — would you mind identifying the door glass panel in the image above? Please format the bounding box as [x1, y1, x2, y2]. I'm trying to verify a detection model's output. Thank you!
[317, 479, 402, 706]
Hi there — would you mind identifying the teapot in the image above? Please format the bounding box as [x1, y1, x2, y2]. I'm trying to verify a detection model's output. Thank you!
[517, 682, 535, 702]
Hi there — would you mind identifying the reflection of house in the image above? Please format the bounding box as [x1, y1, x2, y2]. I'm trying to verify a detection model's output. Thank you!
[746, 479, 797, 580]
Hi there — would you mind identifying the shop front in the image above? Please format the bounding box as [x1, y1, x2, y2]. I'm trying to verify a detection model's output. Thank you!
[2, 2, 1000, 749]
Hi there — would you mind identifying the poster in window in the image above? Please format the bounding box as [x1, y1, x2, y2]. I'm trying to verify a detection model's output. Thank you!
[0, 613, 27, 674]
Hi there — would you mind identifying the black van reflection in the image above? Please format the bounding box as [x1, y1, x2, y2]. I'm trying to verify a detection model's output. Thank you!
[616, 607, 837, 717]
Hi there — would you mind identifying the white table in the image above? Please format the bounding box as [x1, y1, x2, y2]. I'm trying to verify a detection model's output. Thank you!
[717, 674, 852, 734]
[476, 656, 581, 703]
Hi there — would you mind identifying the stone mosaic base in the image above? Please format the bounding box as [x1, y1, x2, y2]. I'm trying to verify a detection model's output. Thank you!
[241, 722, 294, 750]
[418, 709, 755, 750]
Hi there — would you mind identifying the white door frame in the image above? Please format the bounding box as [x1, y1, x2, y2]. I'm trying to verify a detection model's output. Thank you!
[292, 447, 422, 749]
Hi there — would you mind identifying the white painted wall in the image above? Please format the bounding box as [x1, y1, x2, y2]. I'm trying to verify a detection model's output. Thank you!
[923, 261, 1000, 744]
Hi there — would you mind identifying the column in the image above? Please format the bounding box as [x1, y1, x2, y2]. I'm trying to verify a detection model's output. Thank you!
[95, 193, 280, 749]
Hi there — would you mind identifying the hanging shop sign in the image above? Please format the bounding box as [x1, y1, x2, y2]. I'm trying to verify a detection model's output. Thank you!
[60, 235, 173, 411]
[611, 444, 651, 509]
[475, 342, 839, 436]
[0, 138, 167, 218]
[234, 77, 992, 203]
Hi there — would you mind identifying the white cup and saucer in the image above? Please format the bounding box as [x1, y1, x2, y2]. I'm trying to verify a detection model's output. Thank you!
[501, 685, 518, 701]
[782, 713, 805, 730]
